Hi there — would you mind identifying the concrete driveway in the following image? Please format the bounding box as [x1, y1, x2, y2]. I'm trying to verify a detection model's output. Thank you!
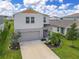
[20, 40, 60, 59]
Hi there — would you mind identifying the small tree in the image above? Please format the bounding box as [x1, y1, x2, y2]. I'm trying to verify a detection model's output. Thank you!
[66, 23, 78, 45]
[77, 31, 79, 38]
[0, 19, 12, 54]
[10, 32, 21, 50]
[66, 23, 78, 40]
[49, 32, 63, 47]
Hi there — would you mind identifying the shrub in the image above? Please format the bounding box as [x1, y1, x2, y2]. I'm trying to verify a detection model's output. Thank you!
[9, 32, 21, 50]
[0, 19, 13, 54]
[49, 32, 64, 47]
[77, 31, 79, 38]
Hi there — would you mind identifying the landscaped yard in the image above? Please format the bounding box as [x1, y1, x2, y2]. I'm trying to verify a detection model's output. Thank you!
[0, 20, 22, 59]
[0, 45, 22, 59]
[47, 24, 79, 59]
[53, 39, 79, 59]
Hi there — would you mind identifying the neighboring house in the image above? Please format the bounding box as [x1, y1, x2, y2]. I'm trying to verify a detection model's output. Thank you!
[50, 13, 79, 35]
[60, 13, 79, 20]
[50, 16, 60, 20]
[0, 15, 12, 29]
[14, 9, 50, 41]
[0, 16, 5, 29]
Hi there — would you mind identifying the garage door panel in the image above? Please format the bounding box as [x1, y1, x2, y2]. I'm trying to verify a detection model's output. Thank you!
[21, 31, 40, 41]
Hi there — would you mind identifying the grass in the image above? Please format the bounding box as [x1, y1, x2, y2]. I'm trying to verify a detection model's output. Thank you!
[53, 39, 79, 59]
[0, 20, 22, 59]
[0, 48, 22, 59]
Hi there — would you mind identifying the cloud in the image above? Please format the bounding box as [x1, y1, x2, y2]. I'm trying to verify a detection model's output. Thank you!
[23, 0, 75, 17]
[59, 0, 63, 3]
[46, 5, 57, 10]
[23, 0, 40, 4]
[23, 0, 57, 15]
[14, 0, 78, 17]
[48, 8, 76, 17]
[59, 4, 71, 10]
[73, 5, 79, 14]
[48, 0, 63, 2]
[0, 0, 76, 17]
[74, 4, 79, 10]
[23, 0, 49, 9]
[14, 3, 22, 10]
[0, 0, 11, 1]
[23, 0, 47, 6]
[0, 1, 15, 16]
[68, 4, 79, 15]
[0, 1, 14, 10]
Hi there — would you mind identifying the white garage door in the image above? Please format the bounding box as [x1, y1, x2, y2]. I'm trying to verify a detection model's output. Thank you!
[21, 31, 41, 41]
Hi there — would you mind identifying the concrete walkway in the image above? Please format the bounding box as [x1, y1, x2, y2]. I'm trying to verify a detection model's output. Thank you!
[20, 40, 60, 59]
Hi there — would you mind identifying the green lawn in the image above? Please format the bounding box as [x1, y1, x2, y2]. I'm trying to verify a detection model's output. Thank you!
[0, 49, 22, 59]
[53, 39, 79, 59]
[0, 20, 22, 59]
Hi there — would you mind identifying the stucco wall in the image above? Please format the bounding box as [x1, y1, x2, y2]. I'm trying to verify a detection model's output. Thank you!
[51, 26, 58, 33]
[44, 16, 49, 24]
[14, 13, 49, 30]
[51, 26, 67, 35]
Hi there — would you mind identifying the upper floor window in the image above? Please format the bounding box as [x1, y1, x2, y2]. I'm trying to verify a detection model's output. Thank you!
[43, 17, 46, 23]
[26, 17, 29, 23]
[31, 17, 35, 23]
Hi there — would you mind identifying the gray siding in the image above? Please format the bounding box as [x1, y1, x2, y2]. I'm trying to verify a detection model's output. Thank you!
[0, 16, 4, 24]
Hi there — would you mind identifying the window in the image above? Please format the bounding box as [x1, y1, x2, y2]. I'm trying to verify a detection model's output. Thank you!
[57, 27, 59, 32]
[26, 17, 29, 23]
[43, 17, 46, 23]
[61, 27, 65, 34]
[60, 18, 63, 20]
[44, 24, 48, 27]
[31, 17, 35, 23]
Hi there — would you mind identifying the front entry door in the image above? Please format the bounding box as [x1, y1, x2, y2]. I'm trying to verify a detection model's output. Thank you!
[43, 30, 48, 38]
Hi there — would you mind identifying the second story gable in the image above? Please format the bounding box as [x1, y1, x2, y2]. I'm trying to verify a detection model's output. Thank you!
[14, 9, 49, 29]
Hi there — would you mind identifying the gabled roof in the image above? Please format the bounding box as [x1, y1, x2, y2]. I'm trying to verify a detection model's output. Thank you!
[69, 13, 79, 17]
[18, 8, 49, 17]
[50, 20, 79, 28]
[21, 8, 39, 14]
[63, 13, 79, 18]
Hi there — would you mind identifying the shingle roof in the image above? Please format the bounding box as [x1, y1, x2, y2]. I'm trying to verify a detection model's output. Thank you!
[50, 20, 79, 28]
[21, 9, 39, 14]
[63, 13, 79, 18]
[13, 8, 49, 17]
[20, 8, 49, 16]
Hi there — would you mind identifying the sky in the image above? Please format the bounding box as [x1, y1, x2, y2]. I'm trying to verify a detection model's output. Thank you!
[0, 0, 79, 17]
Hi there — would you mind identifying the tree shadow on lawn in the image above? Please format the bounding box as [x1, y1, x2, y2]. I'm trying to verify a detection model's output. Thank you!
[69, 45, 79, 51]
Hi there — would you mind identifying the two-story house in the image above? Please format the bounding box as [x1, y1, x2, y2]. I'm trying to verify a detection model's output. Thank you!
[14, 9, 49, 41]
